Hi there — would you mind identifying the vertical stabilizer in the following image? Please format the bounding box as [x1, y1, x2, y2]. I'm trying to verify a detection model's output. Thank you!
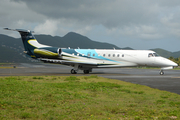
[4, 28, 50, 58]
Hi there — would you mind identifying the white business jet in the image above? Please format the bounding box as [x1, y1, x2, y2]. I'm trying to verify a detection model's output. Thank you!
[4, 28, 178, 75]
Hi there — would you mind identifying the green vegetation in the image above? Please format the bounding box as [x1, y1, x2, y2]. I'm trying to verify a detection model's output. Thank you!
[0, 76, 180, 119]
[0, 46, 30, 63]
[169, 57, 180, 66]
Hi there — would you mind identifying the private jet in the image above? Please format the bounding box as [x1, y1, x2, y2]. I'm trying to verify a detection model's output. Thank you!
[4, 28, 178, 75]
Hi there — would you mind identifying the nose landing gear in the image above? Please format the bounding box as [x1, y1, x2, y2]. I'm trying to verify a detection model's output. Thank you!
[159, 70, 164, 75]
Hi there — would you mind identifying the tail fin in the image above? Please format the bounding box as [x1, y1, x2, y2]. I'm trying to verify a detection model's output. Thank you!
[4, 28, 50, 58]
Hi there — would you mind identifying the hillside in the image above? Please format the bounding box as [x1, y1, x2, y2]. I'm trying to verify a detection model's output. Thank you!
[0, 46, 30, 63]
[35, 32, 121, 49]
[151, 48, 180, 58]
[171, 51, 180, 58]
[0, 32, 179, 63]
[150, 48, 172, 58]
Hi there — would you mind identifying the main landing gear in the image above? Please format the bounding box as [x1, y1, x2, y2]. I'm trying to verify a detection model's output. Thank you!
[83, 70, 90, 74]
[71, 69, 77, 74]
[70, 64, 92, 74]
[70, 69, 91, 74]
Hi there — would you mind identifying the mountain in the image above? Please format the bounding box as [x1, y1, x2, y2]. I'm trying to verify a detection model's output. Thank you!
[0, 32, 179, 63]
[151, 48, 180, 58]
[0, 32, 123, 63]
[171, 51, 180, 58]
[35, 32, 121, 49]
[150, 48, 172, 58]
[0, 45, 30, 63]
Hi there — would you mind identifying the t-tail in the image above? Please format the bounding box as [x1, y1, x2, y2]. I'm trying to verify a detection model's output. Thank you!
[4, 28, 62, 59]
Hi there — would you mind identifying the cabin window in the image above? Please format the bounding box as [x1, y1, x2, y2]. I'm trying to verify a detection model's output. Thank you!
[117, 54, 120, 57]
[103, 54, 106, 57]
[93, 54, 95, 56]
[113, 54, 115, 57]
[122, 54, 124, 57]
[108, 54, 111, 57]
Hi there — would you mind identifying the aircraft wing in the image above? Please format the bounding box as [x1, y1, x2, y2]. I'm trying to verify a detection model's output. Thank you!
[39, 58, 98, 66]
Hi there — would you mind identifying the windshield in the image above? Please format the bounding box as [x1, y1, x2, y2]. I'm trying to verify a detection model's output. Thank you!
[153, 53, 160, 57]
[148, 53, 160, 57]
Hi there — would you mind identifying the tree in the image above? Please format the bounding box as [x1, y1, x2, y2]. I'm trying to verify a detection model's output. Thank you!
[169, 57, 180, 66]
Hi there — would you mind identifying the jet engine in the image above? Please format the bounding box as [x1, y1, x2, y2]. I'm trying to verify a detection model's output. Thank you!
[34, 47, 62, 58]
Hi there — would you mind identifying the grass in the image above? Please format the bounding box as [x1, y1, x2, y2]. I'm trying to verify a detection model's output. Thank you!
[0, 76, 180, 119]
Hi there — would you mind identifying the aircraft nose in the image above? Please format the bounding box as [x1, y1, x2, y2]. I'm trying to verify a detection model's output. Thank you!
[167, 59, 178, 67]
[172, 62, 178, 67]
[157, 57, 178, 67]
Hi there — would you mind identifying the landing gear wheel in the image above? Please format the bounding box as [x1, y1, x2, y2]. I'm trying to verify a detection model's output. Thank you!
[159, 71, 164, 75]
[83, 70, 89, 74]
[71, 69, 77, 74]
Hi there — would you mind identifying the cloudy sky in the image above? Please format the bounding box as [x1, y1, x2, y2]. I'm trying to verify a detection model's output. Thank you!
[1, 0, 180, 52]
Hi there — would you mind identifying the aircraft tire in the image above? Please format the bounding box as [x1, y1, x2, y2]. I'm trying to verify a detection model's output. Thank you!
[83, 70, 89, 74]
[71, 69, 77, 74]
[159, 71, 164, 75]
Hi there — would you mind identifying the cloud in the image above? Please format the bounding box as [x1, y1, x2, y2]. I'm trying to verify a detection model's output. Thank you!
[11, 0, 160, 28]
[34, 20, 58, 35]
[0, 0, 45, 26]
[1, 0, 180, 51]
[0, 0, 46, 37]
[4, 0, 178, 29]
[8, 0, 168, 39]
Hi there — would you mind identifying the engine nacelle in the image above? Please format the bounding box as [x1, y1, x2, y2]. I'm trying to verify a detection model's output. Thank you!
[34, 47, 61, 58]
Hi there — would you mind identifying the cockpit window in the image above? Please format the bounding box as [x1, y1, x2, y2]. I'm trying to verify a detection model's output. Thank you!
[148, 53, 160, 57]
[148, 53, 153, 57]
[153, 53, 160, 57]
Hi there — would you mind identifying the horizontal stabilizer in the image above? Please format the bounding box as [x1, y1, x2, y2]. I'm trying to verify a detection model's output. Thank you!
[4, 28, 34, 33]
